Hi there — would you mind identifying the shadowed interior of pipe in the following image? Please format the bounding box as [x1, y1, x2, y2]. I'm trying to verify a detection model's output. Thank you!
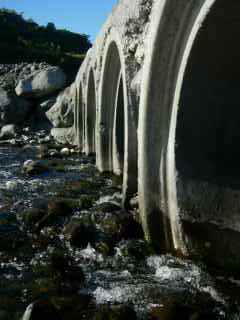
[78, 84, 84, 148]
[100, 41, 123, 172]
[113, 75, 125, 176]
[176, 0, 240, 222]
[86, 69, 96, 154]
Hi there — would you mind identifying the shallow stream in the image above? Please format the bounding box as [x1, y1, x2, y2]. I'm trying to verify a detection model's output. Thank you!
[0, 145, 239, 319]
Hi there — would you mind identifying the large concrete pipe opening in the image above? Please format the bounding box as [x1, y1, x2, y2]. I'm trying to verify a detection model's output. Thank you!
[113, 75, 125, 177]
[175, 0, 240, 270]
[86, 69, 96, 155]
[98, 41, 124, 173]
[139, 0, 240, 270]
[98, 35, 138, 207]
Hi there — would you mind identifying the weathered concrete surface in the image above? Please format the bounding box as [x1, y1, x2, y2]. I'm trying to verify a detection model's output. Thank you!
[74, 0, 240, 272]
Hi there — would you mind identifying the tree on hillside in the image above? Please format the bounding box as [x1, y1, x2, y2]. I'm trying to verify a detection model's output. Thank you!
[46, 22, 56, 32]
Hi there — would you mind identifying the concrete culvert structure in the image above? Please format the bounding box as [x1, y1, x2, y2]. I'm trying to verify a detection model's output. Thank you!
[86, 69, 96, 155]
[74, 0, 240, 272]
[139, 0, 240, 271]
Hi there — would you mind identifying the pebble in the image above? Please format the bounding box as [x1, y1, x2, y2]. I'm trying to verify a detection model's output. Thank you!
[60, 147, 70, 156]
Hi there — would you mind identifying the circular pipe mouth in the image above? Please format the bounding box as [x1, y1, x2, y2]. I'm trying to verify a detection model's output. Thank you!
[166, 0, 240, 271]
[139, 0, 240, 263]
[98, 41, 122, 173]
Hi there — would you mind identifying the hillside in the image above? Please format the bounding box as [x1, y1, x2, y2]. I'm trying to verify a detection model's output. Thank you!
[0, 8, 91, 81]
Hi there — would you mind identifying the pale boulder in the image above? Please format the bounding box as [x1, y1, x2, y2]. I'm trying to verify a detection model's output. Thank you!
[15, 66, 66, 98]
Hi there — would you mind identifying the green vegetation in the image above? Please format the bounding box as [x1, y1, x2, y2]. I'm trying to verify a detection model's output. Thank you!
[0, 8, 92, 80]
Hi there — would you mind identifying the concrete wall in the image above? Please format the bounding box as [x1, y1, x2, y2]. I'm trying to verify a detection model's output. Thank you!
[74, 0, 240, 272]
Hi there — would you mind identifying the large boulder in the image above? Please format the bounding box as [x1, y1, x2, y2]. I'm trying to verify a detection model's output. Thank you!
[15, 66, 66, 98]
[50, 127, 75, 145]
[46, 84, 75, 128]
[0, 88, 31, 125]
[0, 124, 16, 139]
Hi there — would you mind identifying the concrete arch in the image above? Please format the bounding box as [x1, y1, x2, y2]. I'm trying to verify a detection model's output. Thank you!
[97, 30, 138, 205]
[75, 82, 84, 150]
[139, 0, 240, 269]
[85, 68, 97, 155]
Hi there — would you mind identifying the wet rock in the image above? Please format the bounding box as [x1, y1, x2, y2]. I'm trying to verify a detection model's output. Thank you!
[23, 159, 49, 175]
[60, 147, 70, 156]
[22, 299, 61, 320]
[95, 209, 144, 242]
[49, 149, 59, 157]
[94, 304, 137, 320]
[46, 84, 75, 128]
[35, 198, 74, 230]
[95, 241, 111, 256]
[64, 220, 97, 248]
[48, 198, 73, 217]
[0, 124, 17, 139]
[15, 66, 66, 98]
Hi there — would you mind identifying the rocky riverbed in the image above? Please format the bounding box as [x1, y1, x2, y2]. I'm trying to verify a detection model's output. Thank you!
[0, 135, 239, 320]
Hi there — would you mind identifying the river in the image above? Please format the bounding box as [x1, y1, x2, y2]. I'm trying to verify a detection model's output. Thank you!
[0, 145, 239, 319]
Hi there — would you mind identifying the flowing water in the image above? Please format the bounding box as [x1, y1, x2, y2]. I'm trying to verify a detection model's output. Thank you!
[0, 145, 239, 319]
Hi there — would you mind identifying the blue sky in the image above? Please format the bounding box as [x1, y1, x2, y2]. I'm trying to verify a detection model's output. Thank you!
[0, 0, 117, 41]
